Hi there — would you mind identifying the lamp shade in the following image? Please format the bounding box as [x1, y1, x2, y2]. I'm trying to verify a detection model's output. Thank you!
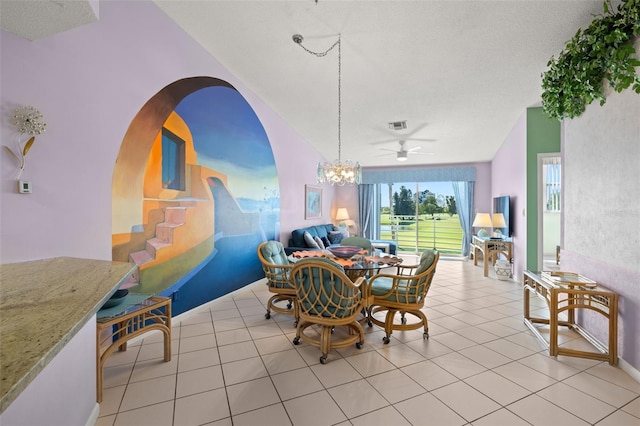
[335, 208, 350, 221]
[492, 213, 506, 228]
[472, 213, 492, 228]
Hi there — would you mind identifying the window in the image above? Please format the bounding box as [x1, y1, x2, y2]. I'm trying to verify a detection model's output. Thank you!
[378, 181, 462, 255]
[543, 157, 561, 212]
[162, 128, 185, 191]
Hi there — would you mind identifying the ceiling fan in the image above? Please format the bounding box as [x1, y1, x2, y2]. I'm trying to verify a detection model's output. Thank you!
[378, 140, 435, 162]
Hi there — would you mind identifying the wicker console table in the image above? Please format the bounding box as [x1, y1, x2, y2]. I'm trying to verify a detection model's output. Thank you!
[523, 270, 618, 365]
[471, 235, 512, 277]
[96, 296, 171, 402]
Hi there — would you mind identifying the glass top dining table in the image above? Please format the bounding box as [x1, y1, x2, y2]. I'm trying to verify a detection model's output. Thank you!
[288, 250, 403, 280]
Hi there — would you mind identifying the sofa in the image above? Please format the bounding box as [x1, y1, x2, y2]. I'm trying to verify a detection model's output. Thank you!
[285, 223, 397, 255]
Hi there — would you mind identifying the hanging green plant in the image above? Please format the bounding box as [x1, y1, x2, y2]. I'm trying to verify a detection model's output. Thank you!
[541, 0, 640, 120]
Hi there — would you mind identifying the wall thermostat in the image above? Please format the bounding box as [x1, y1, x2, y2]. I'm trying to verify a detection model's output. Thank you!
[18, 180, 32, 194]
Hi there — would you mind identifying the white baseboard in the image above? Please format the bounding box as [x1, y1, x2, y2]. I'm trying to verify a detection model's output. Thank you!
[86, 403, 100, 426]
[618, 357, 640, 384]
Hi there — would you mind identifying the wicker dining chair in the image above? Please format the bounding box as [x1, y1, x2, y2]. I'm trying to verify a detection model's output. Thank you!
[368, 250, 439, 344]
[290, 258, 370, 364]
[257, 241, 297, 322]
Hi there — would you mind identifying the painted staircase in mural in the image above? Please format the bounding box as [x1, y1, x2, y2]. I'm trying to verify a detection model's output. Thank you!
[123, 205, 190, 289]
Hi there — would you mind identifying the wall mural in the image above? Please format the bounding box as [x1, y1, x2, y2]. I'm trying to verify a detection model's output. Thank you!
[112, 77, 279, 316]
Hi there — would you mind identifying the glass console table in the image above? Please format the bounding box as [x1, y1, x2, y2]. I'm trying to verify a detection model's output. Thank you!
[522, 270, 618, 365]
[96, 295, 172, 402]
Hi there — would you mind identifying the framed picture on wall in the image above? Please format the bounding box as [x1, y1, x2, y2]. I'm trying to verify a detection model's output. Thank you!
[305, 185, 322, 219]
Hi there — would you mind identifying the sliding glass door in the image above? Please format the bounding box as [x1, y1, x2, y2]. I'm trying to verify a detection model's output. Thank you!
[379, 182, 463, 255]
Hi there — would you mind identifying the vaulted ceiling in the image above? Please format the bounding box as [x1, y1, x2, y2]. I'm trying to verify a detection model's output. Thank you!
[154, 1, 605, 167]
[2, 0, 604, 167]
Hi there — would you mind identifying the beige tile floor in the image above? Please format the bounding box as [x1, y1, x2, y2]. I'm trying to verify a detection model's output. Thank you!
[97, 256, 640, 426]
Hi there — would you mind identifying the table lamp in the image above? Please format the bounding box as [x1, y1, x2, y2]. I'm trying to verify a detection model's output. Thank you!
[336, 208, 350, 223]
[472, 213, 492, 238]
[492, 213, 506, 238]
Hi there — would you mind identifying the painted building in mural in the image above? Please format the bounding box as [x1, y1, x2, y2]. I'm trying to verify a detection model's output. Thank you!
[112, 77, 279, 315]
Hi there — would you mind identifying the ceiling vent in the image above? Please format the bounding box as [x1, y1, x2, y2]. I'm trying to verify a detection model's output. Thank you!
[388, 121, 407, 131]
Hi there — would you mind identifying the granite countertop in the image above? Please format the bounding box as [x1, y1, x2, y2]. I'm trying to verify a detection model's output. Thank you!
[0, 257, 136, 413]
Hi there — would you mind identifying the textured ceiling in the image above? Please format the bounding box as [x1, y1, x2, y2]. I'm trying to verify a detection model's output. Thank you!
[2, 0, 605, 167]
[0, 0, 97, 41]
[154, 0, 603, 167]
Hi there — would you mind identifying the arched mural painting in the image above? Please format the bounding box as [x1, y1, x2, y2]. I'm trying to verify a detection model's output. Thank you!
[112, 77, 279, 316]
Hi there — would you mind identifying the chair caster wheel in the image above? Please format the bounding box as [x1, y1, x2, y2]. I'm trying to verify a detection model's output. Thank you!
[383, 336, 390, 344]
[356, 342, 362, 349]
[401, 317, 407, 325]
[319, 355, 327, 364]
[293, 337, 300, 345]
[287, 302, 293, 309]
[367, 321, 373, 327]
[423, 332, 429, 340]
[265, 312, 271, 319]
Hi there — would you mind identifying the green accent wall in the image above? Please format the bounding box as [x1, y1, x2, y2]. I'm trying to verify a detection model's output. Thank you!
[526, 107, 561, 270]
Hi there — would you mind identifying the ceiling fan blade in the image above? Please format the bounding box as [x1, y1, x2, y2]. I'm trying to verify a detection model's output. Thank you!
[409, 151, 435, 156]
[406, 146, 422, 152]
[405, 138, 436, 143]
[370, 139, 402, 146]
[404, 122, 429, 138]
[370, 138, 436, 147]
[379, 148, 399, 153]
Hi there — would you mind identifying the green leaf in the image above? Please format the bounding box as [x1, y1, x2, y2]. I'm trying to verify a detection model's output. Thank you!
[540, 0, 639, 120]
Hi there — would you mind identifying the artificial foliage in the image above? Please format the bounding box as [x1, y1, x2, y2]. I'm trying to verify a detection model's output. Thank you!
[541, 0, 640, 120]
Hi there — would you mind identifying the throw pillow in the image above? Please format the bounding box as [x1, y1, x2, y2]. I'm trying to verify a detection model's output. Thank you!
[303, 231, 319, 249]
[328, 231, 344, 245]
[321, 236, 331, 247]
[314, 236, 325, 250]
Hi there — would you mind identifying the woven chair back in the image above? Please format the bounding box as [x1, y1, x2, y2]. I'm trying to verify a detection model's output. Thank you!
[257, 241, 292, 290]
[377, 250, 439, 305]
[291, 258, 363, 320]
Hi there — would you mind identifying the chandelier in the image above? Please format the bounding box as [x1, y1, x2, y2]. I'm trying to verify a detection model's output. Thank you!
[293, 34, 362, 186]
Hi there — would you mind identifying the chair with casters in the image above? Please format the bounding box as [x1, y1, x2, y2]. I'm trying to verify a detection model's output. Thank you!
[368, 250, 439, 344]
[290, 257, 370, 364]
[340, 236, 373, 252]
[257, 241, 297, 323]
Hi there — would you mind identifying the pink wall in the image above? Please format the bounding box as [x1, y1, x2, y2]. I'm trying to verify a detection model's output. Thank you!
[491, 112, 527, 279]
[0, 1, 327, 263]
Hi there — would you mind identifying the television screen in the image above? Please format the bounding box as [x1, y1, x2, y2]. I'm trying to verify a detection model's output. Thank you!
[493, 195, 511, 237]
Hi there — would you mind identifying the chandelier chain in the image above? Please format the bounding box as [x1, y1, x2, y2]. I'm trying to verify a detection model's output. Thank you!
[337, 37, 341, 161]
[295, 38, 339, 58]
[293, 33, 360, 185]
[294, 36, 342, 161]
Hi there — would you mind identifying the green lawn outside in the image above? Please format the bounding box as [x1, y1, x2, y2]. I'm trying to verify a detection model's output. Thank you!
[379, 214, 464, 254]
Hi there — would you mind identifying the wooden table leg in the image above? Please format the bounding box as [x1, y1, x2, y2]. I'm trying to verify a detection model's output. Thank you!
[549, 289, 558, 357]
[609, 294, 618, 365]
[483, 251, 489, 277]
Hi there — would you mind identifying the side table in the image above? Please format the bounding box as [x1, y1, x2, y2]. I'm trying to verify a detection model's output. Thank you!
[96, 295, 172, 402]
[472, 235, 512, 277]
